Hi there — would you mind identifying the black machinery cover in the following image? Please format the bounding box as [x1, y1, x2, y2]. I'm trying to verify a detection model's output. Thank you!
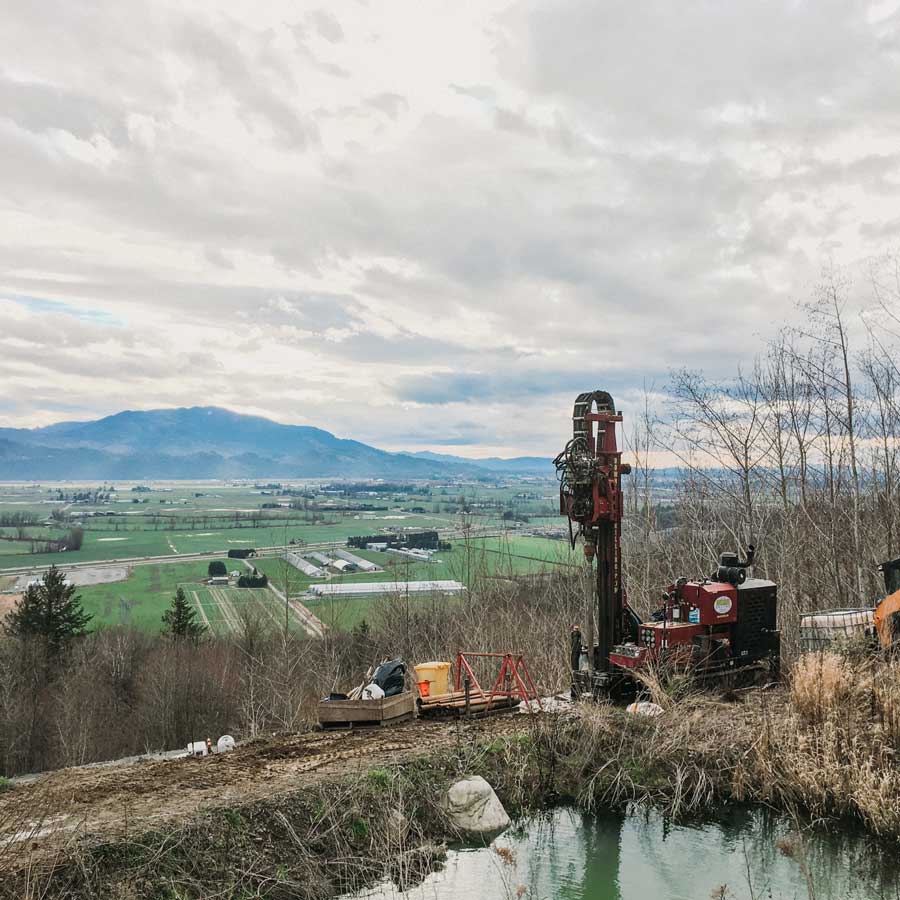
[371, 658, 406, 697]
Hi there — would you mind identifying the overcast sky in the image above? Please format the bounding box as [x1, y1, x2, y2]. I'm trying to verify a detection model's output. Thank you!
[2, 1, 900, 457]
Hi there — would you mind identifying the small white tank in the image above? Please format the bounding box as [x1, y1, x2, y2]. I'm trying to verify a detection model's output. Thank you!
[800, 608, 874, 651]
[217, 735, 236, 753]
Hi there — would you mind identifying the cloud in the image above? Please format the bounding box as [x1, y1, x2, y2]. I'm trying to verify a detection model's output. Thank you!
[365, 92, 408, 120]
[1, 1, 899, 455]
[393, 370, 651, 406]
[178, 19, 320, 150]
[308, 9, 344, 44]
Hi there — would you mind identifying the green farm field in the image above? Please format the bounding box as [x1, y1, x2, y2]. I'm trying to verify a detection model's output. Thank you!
[255, 536, 576, 595]
[74, 565, 306, 635]
[0, 479, 567, 632]
[0, 480, 557, 562]
[0, 516, 462, 570]
[74, 561, 212, 630]
[265, 535, 578, 629]
[51, 533, 575, 632]
[187, 586, 304, 635]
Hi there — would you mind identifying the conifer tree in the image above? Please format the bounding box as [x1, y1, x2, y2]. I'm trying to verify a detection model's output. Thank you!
[3, 565, 92, 655]
[162, 587, 206, 641]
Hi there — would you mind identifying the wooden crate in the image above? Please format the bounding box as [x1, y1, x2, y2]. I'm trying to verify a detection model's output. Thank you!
[317, 690, 416, 729]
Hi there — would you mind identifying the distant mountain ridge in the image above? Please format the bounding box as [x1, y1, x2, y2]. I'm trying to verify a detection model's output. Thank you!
[0, 407, 551, 480]
[403, 450, 551, 474]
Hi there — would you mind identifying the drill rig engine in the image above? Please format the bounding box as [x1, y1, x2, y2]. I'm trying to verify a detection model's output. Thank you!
[556, 391, 780, 697]
[610, 545, 780, 678]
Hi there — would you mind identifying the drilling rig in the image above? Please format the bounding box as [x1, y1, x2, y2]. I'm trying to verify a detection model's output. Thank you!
[555, 391, 780, 698]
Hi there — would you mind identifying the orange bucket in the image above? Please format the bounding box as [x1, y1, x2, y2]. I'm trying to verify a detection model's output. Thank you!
[417, 680, 431, 698]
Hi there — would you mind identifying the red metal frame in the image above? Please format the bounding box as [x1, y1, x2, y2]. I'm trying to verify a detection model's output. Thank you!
[559, 397, 628, 664]
[582, 410, 624, 526]
[454, 651, 542, 711]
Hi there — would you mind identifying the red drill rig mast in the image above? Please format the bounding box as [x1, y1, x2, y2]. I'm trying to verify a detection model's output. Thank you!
[556, 390, 780, 697]
[555, 391, 638, 692]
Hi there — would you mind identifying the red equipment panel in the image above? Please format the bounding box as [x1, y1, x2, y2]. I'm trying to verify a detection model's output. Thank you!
[608, 645, 648, 669]
[642, 622, 706, 648]
[679, 582, 737, 625]
[609, 622, 705, 669]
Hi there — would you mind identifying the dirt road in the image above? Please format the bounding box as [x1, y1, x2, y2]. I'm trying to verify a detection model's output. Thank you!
[0, 713, 537, 867]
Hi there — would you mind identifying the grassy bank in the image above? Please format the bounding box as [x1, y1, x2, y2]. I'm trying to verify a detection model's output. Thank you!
[5, 652, 900, 899]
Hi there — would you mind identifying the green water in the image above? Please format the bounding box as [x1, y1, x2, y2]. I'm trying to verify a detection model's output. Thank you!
[355, 806, 899, 900]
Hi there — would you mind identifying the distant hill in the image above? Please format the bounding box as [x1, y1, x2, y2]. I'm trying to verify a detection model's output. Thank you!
[404, 450, 552, 475]
[0, 407, 546, 480]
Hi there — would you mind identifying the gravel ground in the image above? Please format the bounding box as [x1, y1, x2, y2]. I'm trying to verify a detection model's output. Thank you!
[13, 565, 130, 590]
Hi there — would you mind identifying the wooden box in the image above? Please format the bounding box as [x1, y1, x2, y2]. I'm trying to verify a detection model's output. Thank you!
[317, 690, 416, 728]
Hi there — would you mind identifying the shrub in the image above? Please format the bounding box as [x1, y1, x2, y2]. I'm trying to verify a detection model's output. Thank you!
[237, 572, 268, 588]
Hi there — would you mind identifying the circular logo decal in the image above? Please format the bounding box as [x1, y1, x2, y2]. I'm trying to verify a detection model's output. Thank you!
[714, 595, 733, 615]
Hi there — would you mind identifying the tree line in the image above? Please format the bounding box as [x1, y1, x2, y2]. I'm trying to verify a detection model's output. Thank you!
[0, 563, 582, 776]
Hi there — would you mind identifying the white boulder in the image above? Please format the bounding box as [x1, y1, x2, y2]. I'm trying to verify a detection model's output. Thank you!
[441, 776, 510, 837]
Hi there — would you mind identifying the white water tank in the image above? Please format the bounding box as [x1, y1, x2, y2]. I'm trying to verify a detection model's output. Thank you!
[799, 608, 874, 651]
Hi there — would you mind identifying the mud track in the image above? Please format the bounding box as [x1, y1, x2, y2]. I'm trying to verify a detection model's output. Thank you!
[0, 713, 538, 867]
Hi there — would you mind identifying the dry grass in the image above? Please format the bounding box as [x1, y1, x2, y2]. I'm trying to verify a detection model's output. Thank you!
[0, 764, 453, 900]
[789, 651, 854, 724]
[525, 651, 900, 842]
[630, 660, 696, 709]
[735, 652, 900, 839]
[533, 695, 757, 820]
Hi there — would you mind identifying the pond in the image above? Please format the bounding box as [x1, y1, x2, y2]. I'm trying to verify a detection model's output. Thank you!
[353, 805, 899, 900]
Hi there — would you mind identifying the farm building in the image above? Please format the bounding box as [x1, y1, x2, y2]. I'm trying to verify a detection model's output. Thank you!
[335, 549, 379, 572]
[284, 552, 323, 578]
[386, 547, 434, 562]
[309, 551, 332, 566]
[308, 580, 464, 597]
[208, 576, 229, 585]
[349, 530, 440, 551]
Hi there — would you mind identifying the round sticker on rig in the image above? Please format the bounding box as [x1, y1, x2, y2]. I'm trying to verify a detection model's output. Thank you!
[714, 595, 733, 615]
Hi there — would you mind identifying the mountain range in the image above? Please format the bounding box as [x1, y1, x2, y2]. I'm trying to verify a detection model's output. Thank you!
[0, 407, 552, 480]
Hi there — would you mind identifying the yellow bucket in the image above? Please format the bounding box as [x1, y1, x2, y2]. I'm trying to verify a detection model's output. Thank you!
[414, 661, 452, 697]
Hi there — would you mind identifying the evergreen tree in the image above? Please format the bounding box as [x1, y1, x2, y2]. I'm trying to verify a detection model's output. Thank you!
[3, 566, 92, 654]
[207, 560, 227, 578]
[162, 587, 206, 641]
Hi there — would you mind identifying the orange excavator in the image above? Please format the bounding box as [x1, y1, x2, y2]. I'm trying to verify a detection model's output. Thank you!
[875, 558, 900, 647]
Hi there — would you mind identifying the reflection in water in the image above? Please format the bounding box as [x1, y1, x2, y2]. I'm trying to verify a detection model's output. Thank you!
[353, 805, 900, 900]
